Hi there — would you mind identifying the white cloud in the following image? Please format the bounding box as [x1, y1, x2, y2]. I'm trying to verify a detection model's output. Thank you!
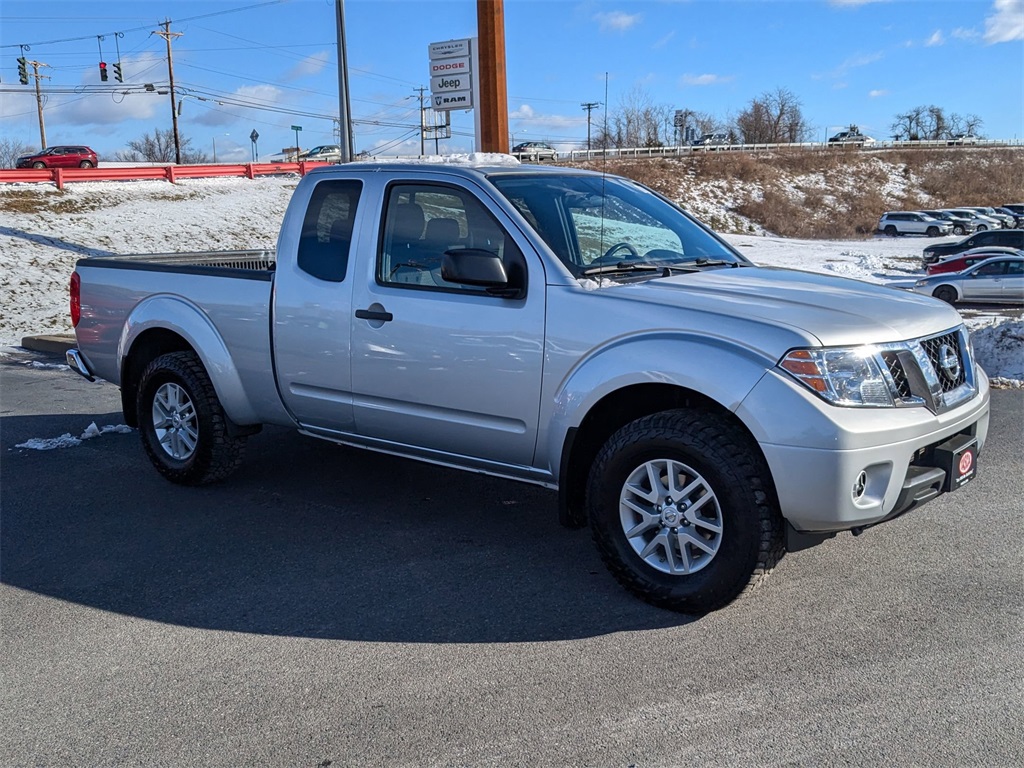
[984, 0, 1024, 43]
[509, 104, 584, 133]
[679, 73, 733, 87]
[925, 30, 945, 46]
[828, 51, 885, 78]
[285, 50, 331, 81]
[594, 11, 641, 32]
[828, 0, 888, 6]
[510, 104, 536, 120]
[869, 89, 889, 98]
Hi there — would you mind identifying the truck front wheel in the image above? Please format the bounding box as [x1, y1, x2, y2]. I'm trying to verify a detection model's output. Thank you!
[586, 409, 783, 614]
[137, 351, 246, 485]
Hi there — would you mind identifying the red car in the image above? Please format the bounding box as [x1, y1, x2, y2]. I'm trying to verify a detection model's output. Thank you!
[15, 145, 98, 169]
[926, 246, 1024, 275]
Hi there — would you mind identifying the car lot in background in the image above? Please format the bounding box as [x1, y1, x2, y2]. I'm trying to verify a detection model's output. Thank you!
[511, 141, 557, 161]
[925, 246, 1024, 275]
[15, 146, 98, 169]
[995, 207, 1024, 228]
[877, 211, 952, 237]
[922, 229, 1024, 264]
[918, 210, 976, 236]
[911, 254, 1024, 304]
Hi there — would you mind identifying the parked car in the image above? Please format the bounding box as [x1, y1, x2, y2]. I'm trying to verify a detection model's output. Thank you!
[963, 206, 1015, 228]
[911, 255, 1024, 304]
[918, 210, 976, 236]
[877, 211, 952, 237]
[926, 247, 1024, 275]
[299, 145, 342, 163]
[511, 141, 557, 161]
[947, 133, 979, 146]
[691, 133, 730, 147]
[944, 209, 1000, 231]
[1000, 203, 1024, 217]
[995, 207, 1024, 228]
[922, 229, 1024, 265]
[15, 145, 98, 169]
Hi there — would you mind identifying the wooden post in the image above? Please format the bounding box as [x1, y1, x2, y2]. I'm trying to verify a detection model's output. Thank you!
[476, 0, 509, 154]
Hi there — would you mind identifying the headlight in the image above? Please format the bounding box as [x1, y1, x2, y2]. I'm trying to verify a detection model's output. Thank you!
[779, 347, 894, 407]
[914, 279, 930, 287]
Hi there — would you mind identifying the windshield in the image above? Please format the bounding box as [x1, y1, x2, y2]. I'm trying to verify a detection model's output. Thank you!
[490, 173, 746, 276]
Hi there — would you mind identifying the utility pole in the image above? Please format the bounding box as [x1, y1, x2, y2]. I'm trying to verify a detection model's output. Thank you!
[581, 101, 600, 150]
[28, 61, 51, 149]
[476, 0, 509, 153]
[334, 0, 354, 162]
[415, 86, 428, 156]
[153, 20, 183, 164]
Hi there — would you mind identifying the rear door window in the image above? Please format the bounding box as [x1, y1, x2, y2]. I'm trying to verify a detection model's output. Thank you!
[296, 180, 362, 282]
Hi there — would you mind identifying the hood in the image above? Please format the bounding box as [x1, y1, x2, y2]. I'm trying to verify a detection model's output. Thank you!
[598, 266, 962, 347]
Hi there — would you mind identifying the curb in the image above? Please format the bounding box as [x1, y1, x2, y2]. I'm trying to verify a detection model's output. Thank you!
[21, 334, 76, 355]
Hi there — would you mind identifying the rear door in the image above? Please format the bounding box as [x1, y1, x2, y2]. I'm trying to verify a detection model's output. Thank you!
[273, 178, 364, 432]
[1003, 260, 1024, 302]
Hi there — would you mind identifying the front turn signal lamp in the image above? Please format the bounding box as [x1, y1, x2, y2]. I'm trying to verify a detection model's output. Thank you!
[779, 347, 894, 407]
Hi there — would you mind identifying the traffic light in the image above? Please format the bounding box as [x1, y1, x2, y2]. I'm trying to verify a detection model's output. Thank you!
[99, 61, 108, 82]
[18, 56, 28, 85]
[113, 61, 123, 83]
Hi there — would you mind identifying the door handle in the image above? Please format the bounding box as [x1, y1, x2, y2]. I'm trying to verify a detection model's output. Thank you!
[355, 308, 393, 322]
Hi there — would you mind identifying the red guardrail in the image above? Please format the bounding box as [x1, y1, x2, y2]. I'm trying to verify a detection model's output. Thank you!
[0, 161, 331, 190]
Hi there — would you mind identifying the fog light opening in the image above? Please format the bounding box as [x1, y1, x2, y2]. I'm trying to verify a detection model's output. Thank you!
[852, 471, 868, 501]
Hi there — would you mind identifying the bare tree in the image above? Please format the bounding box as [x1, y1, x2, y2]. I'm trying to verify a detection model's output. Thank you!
[0, 137, 35, 169]
[595, 87, 676, 148]
[735, 87, 810, 144]
[671, 108, 718, 144]
[891, 105, 982, 141]
[114, 128, 208, 164]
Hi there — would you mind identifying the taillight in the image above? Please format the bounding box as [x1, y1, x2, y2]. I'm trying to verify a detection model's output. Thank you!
[70, 271, 81, 327]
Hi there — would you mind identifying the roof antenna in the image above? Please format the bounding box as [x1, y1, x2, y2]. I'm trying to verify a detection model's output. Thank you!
[599, 71, 609, 257]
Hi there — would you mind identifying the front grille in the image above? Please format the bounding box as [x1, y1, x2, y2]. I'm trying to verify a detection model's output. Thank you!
[881, 351, 912, 398]
[921, 332, 966, 392]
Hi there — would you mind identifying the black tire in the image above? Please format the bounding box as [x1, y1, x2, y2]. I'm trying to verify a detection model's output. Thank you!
[933, 286, 957, 304]
[953, 225, 965, 235]
[977, 224, 987, 231]
[32, 161, 45, 169]
[926, 226, 939, 237]
[884, 225, 898, 237]
[79, 160, 93, 168]
[137, 351, 247, 485]
[586, 409, 783, 614]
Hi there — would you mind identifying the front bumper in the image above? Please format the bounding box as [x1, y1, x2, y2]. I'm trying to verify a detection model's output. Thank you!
[738, 365, 990, 535]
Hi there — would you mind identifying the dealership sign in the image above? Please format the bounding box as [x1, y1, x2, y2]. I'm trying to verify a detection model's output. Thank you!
[428, 38, 475, 112]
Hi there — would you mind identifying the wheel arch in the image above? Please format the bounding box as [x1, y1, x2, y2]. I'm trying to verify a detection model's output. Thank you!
[118, 296, 260, 428]
[557, 382, 774, 528]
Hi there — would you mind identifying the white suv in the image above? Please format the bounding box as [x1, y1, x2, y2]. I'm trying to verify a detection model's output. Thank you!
[877, 212, 953, 237]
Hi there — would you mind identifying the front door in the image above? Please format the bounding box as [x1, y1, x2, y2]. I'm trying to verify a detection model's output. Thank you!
[349, 181, 545, 467]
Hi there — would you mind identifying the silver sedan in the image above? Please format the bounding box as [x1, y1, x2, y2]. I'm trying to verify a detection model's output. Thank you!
[911, 255, 1024, 304]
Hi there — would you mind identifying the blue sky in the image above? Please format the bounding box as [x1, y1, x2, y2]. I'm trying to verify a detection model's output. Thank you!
[2, 0, 1022, 161]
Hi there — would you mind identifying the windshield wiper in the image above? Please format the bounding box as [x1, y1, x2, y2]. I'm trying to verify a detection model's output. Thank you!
[581, 262, 661, 276]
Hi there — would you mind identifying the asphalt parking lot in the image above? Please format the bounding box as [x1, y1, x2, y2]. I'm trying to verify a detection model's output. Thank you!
[2, 351, 1022, 766]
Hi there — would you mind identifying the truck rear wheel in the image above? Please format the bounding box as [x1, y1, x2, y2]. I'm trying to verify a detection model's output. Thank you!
[137, 351, 246, 485]
[586, 409, 783, 614]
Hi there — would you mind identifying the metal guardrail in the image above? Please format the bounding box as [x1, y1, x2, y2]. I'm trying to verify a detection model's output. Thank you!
[0, 161, 331, 190]
[565, 139, 1017, 162]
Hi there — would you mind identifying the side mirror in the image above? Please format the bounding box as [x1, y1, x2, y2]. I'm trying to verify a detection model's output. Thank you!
[441, 249, 524, 298]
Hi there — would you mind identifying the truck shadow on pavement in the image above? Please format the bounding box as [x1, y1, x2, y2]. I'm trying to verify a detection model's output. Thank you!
[1, 414, 691, 643]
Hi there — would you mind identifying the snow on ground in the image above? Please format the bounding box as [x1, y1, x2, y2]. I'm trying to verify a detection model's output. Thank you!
[0, 174, 1020, 383]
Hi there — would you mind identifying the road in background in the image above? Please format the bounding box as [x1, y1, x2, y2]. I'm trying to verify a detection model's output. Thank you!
[2, 350, 1022, 766]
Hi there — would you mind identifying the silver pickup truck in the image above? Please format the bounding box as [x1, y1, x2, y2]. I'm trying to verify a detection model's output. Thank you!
[68, 162, 990, 614]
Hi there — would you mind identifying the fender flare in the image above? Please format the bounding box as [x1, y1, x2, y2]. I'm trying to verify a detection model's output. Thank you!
[119, 294, 259, 425]
[543, 331, 774, 480]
